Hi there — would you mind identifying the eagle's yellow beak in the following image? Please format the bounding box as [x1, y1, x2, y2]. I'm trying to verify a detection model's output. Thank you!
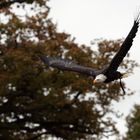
[93, 79, 97, 84]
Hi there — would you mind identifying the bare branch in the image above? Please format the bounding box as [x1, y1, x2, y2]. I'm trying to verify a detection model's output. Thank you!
[0, 0, 34, 9]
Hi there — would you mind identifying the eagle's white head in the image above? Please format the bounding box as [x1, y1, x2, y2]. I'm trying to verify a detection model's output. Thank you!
[93, 74, 107, 83]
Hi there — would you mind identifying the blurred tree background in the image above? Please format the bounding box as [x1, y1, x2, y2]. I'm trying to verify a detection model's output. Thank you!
[123, 104, 140, 140]
[0, 0, 138, 140]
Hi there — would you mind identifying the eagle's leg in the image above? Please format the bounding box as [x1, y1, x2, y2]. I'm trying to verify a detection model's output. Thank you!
[119, 78, 125, 95]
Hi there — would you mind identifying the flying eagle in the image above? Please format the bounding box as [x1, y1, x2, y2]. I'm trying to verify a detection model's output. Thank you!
[40, 14, 140, 91]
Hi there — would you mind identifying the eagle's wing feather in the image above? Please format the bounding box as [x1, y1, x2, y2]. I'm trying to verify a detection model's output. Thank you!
[40, 56, 97, 77]
[106, 14, 140, 72]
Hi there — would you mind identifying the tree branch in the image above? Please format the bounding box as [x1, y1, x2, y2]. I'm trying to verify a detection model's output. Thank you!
[0, 0, 34, 9]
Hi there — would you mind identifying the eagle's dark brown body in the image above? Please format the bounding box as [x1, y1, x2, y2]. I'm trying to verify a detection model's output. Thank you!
[40, 13, 140, 84]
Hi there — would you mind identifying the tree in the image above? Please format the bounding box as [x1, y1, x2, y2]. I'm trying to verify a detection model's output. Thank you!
[0, 0, 137, 139]
[123, 104, 140, 140]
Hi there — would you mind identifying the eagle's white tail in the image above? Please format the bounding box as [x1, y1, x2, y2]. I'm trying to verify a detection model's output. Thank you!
[122, 72, 133, 78]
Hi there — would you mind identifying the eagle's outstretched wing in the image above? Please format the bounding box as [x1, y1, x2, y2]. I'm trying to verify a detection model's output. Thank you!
[106, 14, 140, 73]
[40, 56, 97, 77]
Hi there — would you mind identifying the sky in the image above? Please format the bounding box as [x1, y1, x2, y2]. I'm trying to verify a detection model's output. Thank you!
[48, 0, 140, 140]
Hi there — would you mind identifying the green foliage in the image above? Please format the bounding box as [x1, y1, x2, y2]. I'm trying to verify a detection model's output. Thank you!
[0, 1, 138, 140]
[123, 105, 140, 140]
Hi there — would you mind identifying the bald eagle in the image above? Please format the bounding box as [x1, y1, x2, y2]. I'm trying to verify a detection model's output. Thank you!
[40, 14, 140, 92]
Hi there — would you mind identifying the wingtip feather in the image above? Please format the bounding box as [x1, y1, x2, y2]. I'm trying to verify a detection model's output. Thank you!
[39, 55, 51, 65]
[134, 10, 140, 23]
